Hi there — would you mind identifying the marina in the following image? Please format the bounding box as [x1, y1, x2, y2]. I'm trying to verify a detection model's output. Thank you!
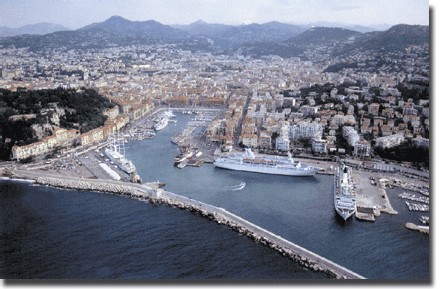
[398, 192, 429, 204]
[404, 201, 429, 212]
[0, 110, 430, 280]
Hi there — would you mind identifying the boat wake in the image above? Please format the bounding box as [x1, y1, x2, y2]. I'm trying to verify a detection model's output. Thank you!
[228, 182, 246, 191]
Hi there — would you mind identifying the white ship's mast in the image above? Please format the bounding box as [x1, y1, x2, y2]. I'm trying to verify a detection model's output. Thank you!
[108, 132, 127, 157]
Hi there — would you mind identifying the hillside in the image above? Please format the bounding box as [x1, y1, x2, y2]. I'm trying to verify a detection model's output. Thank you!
[234, 26, 359, 58]
[0, 16, 209, 51]
[79, 15, 188, 39]
[0, 88, 114, 160]
[335, 24, 429, 56]
[284, 27, 360, 46]
[0, 22, 69, 37]
[0, 17, 429, 59]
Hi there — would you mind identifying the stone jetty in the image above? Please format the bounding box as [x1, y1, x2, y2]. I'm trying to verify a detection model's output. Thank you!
[10, 169, 365, 279]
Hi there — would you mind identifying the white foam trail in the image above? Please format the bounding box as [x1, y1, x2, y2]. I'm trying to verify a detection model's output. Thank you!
[229, 182, 246, 191]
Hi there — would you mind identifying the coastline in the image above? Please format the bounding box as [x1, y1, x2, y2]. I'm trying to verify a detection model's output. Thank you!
[0, 106, 429, 279]
[2, 168, 365, 280]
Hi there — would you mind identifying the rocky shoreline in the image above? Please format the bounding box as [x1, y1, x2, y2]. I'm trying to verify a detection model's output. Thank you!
[28, 174, 364, 279]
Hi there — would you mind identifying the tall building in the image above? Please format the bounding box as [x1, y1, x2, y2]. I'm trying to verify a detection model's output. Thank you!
[354, 139, 371, 157]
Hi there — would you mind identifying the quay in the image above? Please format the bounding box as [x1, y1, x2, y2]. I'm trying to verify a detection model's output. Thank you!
[4, 168, 365, 280]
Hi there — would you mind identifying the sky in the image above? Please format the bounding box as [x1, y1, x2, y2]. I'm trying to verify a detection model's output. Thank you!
[0, 0, 430, 29]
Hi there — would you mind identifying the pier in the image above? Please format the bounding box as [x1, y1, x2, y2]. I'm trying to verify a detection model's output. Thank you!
[5, 168, 365, 280]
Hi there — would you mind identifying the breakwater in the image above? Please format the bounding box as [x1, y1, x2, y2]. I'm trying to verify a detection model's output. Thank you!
[21, 172, 364, 279]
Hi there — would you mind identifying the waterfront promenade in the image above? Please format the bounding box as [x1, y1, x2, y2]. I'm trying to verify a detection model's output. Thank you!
[3, 168, 365, 280]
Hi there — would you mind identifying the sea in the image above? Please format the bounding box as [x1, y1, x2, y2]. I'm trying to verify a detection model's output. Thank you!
[0, 113, 430, 281]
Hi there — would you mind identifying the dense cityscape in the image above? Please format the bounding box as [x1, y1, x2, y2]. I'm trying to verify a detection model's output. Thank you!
[0, 8, 430, 281]
[0, 23, 430, 166]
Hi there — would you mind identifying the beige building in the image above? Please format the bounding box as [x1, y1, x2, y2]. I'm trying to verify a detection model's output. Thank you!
[11, 128, 80, 161]
[258, 132, 272, 150]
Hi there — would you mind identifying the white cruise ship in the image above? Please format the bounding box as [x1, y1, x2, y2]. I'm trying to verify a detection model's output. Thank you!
[334, 164, 356, 220]
[213, 148, 318, 176]
[154, 117, 169, 131]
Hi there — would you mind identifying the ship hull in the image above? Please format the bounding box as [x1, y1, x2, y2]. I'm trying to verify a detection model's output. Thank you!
[214, 161, 317, 176]
[333, 165, 356, 221]
[154, 123, 168, 131]
[154, 117, 169, 131]
[334, 197, 356, 220]
[105, 149, 136, 174]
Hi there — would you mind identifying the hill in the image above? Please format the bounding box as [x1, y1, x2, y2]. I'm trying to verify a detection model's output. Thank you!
[0, 17, 429, 59]
[234, 26, 359, 58]
[0, 16, 209, 51]
[79, 15, 188, 39]
[346, 24, 429, 52]
[176, 20, 306, 50]
[233, 24, 428, 59]
[0, 22, 69, 37]
[0, 88, 114, 160]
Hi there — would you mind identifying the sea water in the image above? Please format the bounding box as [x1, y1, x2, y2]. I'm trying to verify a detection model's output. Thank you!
[0, 112, 429, 280]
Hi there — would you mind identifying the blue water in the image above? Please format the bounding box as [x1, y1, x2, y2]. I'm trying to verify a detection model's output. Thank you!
[0, 113, 430, 280]
[0, 180, 325, 279]
[125, 113, 430, 280]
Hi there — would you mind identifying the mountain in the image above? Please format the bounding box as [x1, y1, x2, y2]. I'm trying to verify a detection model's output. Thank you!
[0, 16, 209, 51]
[221, 21, 306, 44]
[0, 22, 70, 37]
[175, 20, 306, 49]
[284, 27, 360, 46]
[233, 24, 429, 59]
[235, 27, 360, 58]
[304, 22, 392, 33]
[0, 17, 429, 59]
[173, 20, 234, 37]
[349, 24, 429, 52]
[79, 15, 188, 39]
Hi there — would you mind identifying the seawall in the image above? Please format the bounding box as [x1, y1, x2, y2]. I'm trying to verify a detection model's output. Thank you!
[11, 170, 365, 280]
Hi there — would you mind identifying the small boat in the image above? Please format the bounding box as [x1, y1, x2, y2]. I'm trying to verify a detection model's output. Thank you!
[230, 182, 246, 191]
[174, 147, 194, 165]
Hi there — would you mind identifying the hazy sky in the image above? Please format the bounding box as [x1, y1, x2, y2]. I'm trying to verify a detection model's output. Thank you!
[0, 0, 430, 29]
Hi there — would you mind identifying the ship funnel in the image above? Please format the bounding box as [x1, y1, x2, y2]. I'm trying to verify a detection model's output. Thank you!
[244, 148, 255, 159]
[287, 152, 294, 163]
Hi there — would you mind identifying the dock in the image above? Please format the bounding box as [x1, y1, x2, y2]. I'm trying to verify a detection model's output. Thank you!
[187, 159, 204, 167]
[355, 206, 378, 222]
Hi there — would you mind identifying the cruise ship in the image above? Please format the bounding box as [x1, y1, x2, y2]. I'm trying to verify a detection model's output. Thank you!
[213, 148, 319, 176]
[334, 163, 357, 220]
[154, 117, 169, 131]
[104, 134, 136, 174]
